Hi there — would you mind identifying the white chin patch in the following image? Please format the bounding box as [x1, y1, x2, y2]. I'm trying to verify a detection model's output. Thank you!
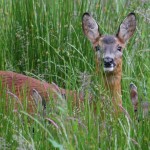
[104, 67, 114, 72]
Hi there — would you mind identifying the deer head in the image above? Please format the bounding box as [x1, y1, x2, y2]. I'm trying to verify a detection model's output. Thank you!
[82, 12, 136, 74]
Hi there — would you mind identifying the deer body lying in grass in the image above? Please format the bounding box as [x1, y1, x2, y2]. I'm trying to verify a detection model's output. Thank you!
[0, 12, 136, 114]
[0, 71, 80, 113]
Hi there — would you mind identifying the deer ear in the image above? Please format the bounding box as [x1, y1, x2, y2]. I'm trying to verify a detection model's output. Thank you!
[116, 13, 136, 43]
[32, 89, 43, 106]
[129, 83, 138, 112]
[82, 13, 100, 43]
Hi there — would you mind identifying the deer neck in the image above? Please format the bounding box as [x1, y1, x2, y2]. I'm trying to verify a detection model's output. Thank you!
[103, 60, 122, 107]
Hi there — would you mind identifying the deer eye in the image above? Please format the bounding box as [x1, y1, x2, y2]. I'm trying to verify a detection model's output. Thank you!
[117, 46, 122, 52]
[95, 45, 101, 52]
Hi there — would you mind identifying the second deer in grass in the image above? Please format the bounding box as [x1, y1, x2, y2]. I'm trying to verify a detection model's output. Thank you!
[82, 12, 136, 111]
[0, 12, 136, 114]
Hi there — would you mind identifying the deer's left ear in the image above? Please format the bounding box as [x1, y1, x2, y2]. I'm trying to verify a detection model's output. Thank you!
[116, 13, 136, 43]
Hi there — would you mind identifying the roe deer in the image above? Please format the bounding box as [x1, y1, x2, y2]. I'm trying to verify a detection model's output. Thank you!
[0, 12, 136, 114]
[82, 12, 136, 111]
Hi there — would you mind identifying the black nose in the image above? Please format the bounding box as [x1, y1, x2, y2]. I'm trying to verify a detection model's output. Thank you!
[103, 57, 114, 67]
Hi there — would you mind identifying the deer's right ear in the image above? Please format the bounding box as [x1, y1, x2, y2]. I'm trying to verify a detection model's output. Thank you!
[82, 13, 100, 44]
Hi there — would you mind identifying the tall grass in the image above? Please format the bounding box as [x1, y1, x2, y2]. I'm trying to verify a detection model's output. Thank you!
[0, 0, 150, 149]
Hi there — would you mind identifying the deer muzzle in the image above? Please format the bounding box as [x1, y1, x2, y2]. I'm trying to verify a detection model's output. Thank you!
[103, 57, 116, 72]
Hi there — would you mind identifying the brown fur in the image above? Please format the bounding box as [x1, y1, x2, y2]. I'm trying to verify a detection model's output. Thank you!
[0, 71, 80, 113]
[130, 83, 138, 112]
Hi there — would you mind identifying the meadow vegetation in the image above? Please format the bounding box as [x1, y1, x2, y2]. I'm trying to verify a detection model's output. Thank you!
[0, 0, 150, 149]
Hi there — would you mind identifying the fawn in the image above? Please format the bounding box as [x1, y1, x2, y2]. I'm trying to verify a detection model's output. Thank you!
[0, 12, 136, 114]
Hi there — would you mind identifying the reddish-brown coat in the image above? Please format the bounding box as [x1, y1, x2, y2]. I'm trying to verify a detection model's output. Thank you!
[0, 71, 80, 113]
